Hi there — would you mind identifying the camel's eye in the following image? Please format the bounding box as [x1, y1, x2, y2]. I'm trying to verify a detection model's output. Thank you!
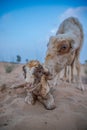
[58, 44, 68, 53]
[60, 45, 67, 50]
[57, 43, 70, 55]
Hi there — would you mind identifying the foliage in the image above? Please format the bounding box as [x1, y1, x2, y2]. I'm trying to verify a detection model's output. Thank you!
[85, 69, 87, 75]
[5, 63, 15, 73]
[84, 60, 87, 75]
[85, 60, 87, 64]
[26, 59, 28, 63]
[16, 55, 21, 63]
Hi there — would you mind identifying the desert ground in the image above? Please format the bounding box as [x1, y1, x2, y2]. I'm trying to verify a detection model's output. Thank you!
[0, 62, 87, 130]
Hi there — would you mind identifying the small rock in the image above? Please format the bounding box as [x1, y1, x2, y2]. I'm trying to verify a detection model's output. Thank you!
[44, 121, 47, 124]
[0, 84, 6, 92]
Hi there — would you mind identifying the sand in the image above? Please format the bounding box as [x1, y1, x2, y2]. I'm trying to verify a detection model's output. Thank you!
[0, 62, 87, 130]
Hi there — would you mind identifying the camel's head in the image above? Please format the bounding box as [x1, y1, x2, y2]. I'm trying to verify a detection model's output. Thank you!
[45, 35, 75, 74]
[23, 60, 52, 89]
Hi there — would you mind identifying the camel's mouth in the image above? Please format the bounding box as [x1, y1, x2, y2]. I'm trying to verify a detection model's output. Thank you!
[24, 82, 39, 92]
[24, 83, 34, 89]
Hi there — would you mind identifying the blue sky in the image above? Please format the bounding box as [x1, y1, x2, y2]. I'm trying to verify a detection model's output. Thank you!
[0, 0, 87, 63]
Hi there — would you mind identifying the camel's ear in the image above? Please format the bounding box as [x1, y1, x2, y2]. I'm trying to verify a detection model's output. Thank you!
[49, 36, 57, 43]
[47, 36, 56, 47]
[57, 40, 71, 55]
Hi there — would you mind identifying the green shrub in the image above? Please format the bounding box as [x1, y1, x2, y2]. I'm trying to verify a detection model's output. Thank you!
[85, 69, 87, 75]
[5, 64, 15, 73]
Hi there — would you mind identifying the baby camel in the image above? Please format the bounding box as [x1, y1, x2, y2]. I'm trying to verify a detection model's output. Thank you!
[22, 60, 56, 110]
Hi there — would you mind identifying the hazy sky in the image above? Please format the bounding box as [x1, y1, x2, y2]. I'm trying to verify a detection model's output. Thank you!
[0, 0, 87, 63]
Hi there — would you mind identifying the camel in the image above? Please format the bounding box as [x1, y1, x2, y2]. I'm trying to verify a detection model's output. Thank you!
[45, 17, 84, 90]
[22, 60, 56, 110]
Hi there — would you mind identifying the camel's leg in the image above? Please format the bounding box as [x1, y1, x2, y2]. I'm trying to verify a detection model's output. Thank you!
[60, 67, 66, 81]
[71, 61, 74, 83]
[61, 66, 70, 82]
[25, 92, 37, 105]
[38, 93, 56, 110]
[75, 58, 84, 91]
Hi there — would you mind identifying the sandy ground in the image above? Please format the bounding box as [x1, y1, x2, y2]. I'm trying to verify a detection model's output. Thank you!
[0, 62, 87, 130]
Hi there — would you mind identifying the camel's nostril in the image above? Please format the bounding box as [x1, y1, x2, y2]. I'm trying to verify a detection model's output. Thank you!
[29, 83, 32, 87]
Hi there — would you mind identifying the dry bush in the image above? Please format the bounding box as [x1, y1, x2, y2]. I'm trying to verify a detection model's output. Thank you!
[4, 63, 15, 73]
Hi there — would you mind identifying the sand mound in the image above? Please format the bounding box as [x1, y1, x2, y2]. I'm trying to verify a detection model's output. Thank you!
[0, 62, 87, 130]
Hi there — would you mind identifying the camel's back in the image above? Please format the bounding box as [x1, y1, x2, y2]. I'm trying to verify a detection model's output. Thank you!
[56, 17, 84, 50]
[56, 17, 83, 42]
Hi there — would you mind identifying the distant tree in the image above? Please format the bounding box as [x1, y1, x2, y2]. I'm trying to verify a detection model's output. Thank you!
[16, 55, 21, 63]
[84, 60, 87, 76]
[26, 59, 28, 63]
[85, 60, 87, 64]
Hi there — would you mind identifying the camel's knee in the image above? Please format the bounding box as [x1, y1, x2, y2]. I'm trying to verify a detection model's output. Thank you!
[25, 92, 36, 105]
[38, 93, 56, 110]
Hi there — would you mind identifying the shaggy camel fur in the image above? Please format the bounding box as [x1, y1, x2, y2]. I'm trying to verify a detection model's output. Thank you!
[45, 17, 84, 90]
[22, 60, 55, 110]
